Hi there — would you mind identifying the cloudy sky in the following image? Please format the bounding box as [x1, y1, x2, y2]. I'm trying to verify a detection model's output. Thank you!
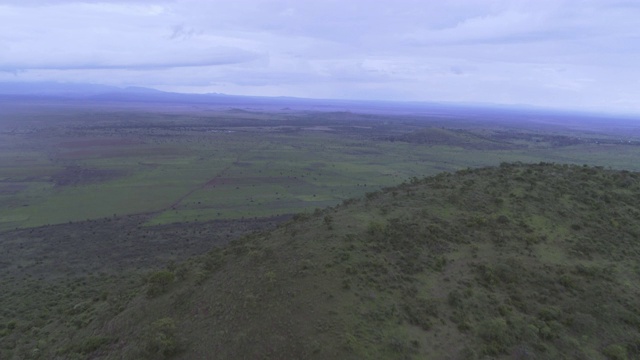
[1, 0, 639, 114]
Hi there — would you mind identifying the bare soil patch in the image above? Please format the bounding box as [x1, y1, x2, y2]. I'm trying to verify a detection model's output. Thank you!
[51, 165, 128, 186]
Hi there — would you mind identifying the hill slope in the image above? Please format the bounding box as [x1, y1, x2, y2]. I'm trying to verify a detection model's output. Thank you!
[5, 163, 640, 359]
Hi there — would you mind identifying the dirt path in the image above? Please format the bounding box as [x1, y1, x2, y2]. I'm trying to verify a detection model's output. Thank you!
[164, 152, 245, 211]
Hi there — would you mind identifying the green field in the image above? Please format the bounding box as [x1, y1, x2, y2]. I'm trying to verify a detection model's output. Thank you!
[1, 103, 640, 231]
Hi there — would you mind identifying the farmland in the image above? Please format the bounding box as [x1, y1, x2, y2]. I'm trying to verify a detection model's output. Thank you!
[1, 99, 639, 233]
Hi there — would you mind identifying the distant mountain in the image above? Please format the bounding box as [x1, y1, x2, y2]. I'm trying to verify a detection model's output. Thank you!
[0, 81, 334, 107]
[1, 81, 636, 130]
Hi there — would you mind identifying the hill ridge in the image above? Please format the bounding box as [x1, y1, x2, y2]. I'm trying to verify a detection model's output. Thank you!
[3, 162, 640, 359]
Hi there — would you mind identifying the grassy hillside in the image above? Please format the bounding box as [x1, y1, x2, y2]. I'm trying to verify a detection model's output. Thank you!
[3, 162, 640, 359]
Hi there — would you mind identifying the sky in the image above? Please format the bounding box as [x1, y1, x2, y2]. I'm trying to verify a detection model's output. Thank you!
[1, 0, 639, 114]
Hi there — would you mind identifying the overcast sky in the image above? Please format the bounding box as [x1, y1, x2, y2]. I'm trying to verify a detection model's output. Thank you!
[1, 0, 639, 114]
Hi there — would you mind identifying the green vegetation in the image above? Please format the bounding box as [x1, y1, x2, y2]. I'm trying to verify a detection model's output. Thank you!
[3, 162, 640, 359]
[2, 103, 640, 358]
[146, 270, 176, 298]
[2, 104, 640, 231]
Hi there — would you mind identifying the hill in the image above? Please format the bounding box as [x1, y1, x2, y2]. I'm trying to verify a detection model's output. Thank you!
[3, 162, 640, 359]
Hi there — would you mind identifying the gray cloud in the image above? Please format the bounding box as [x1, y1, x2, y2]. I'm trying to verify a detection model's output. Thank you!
[169, 24, 201, 41]
[0, 48, 262, 72]
[0, 0, 639, 114]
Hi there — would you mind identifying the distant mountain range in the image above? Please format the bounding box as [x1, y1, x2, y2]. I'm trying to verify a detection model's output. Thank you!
[0, 81, 518, 117]
[0, 81, 558, 110]
[0, 81, 637, 123]
[0, 81, 401, 110]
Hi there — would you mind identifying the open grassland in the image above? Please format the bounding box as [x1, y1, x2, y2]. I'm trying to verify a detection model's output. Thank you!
[1, 102, 640, 231]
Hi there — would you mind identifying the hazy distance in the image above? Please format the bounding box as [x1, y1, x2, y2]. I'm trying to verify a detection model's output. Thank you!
[1, 0, 639, 115]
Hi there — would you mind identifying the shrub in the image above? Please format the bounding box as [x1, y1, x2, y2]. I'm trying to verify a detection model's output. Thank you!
[147, 270, 175, 298]
[367, 221, 385, 236]
[323, 215, 333, 229]
[430, 256, 447, 272]
[365, 191, 379, 201]
[477, 317, 513, 355]
[447, 290, 463, 308]
[142, 317, 181, 359]
[292, 213, 310, 222]
[77, 336, 111, 354]
[602, 344, 627, 360]
[203, 250, 224, 272]
[475, 264, 497, 287]
[403, 298, 438, 331]
[496, 215, 510, 224]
